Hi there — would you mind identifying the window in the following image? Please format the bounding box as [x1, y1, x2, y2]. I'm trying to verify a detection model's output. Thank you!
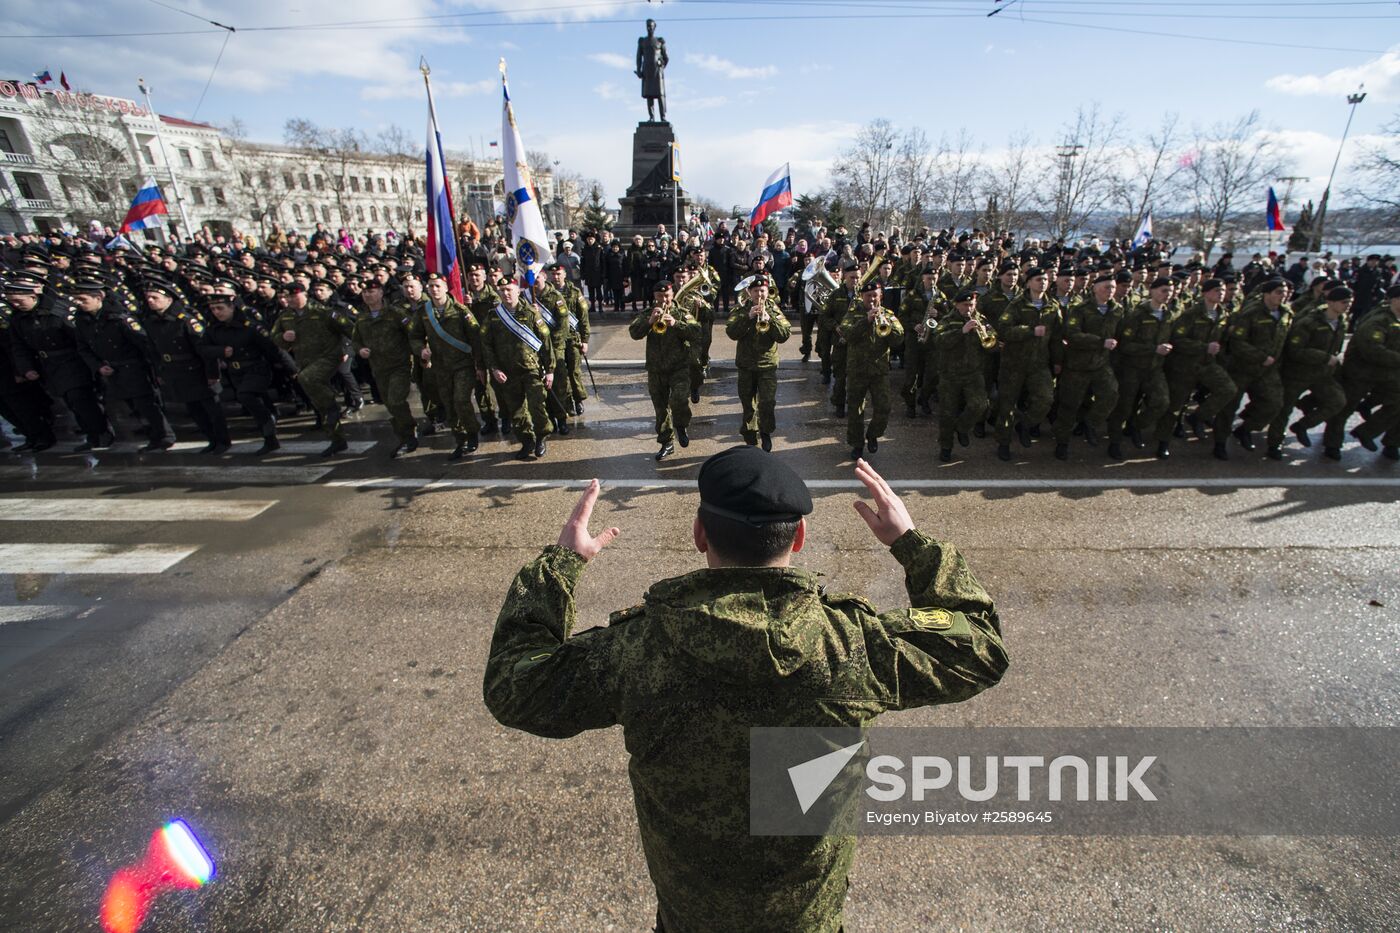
[283, 172, 295, 189]
[308, 203, 317, 221]
[411, 179, 419, 195]
[293, 204, 304, 222]
[363, 177, 372, 192]
[415, 207, 423, 222]
[355, 205, 364, 222]
[203, 149, 216, 168]
[178, 149, 194, 168]
[213, 187, 226, 206]
[315, 174, 325, 191]
[140, 146, 154, 165]
[0, 128, 14, 153]
[349, 176, 360, 193]
[124, 181, 137, 199]
[390, 178, 399, 194]
[299, 173, 310, 190]
[240, 172, 252, 187]
[370, 205, 378, 223]
[377, 177, 387, 193]
[321, 205, 331, 222]
[190, 186, 205, 206]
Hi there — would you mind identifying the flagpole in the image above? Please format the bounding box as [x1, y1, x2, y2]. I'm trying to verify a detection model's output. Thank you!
[137, 77, 192, 242]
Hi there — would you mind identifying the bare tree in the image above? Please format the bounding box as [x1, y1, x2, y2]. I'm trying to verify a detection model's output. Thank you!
[1040, 103, 1124, 240]
[23, 96, 141, 228]
[1349, 107, 1400, 225]
[930, 129, 981, 233]
[373, 124, 421, 231]
[283, 118, 369, 227]
[890, 127, 936, 232]
[1116, 111, 1184, 237]
[830, 118, 900, 230]
[1184, 111, 1286, 258]
[979, 130, 1035, 234]
[221, 117, 298, 239]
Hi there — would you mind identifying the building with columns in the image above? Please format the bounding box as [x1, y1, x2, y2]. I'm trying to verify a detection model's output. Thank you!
[0, 77, 567, 241]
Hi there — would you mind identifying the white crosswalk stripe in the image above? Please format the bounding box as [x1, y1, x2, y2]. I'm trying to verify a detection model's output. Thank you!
[0, 544, 199, 575]
[0, 498, 276, 522]
[0, 465, 332, 485]
[328, 475, 1400, 491]
[97, 440, 378, 456]
[0, 605, 71, 625]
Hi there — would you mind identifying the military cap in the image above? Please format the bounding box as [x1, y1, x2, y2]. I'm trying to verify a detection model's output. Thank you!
[954, 287, 977, 303]
[282, 280, 308, 294]
[859, 278, 882, 293]
[424, 271, 448, 283]
[1024, 267, 1047, 280]
[204, 291, 236, 307]
[746, 273, 772, 290]
[543, 261, 562, 272]
[1093, 272, 1115, 285]
[361, 276, 385, 289]
[900, 244, 914, 256]
[142, 278, 181, 299]
[3, 273, 45, 294]
[1325, 286, 1353, 301]
[1200, 277, 1224, 291]
[1388, 284, 1400, 299]
[73, 276, 107, 294]
[654, 279, 674, 292]
[1055, 266, 1075, 278]
[697, 446, 813, 527]
[1150, 277, 1173, 290]
[1259, 278, 1287, 293]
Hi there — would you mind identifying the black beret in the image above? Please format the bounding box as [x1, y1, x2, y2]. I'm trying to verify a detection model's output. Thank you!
[1024, 267, 1047, 280]
[1259, 278, 1287, 293]
[1093, 273, 1115, 285]
[1200, 277, 1224, 291]
[859, 278, 882, 293]
[282, 281, 307, 294]
[954, 287, 977, 303]
[1388, 284, 1400, 299]
[1325, 286, 1353, 301]
[1114, 271, 1134, 284]
[1150, 277, 1173, 290]
[698, 446, 813, 527]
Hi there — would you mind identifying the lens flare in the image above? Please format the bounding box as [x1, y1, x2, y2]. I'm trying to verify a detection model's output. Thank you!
[101, 820, 216, 933]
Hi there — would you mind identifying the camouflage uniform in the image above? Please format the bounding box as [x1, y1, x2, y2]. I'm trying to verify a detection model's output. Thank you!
[560, 282, 592, 409]
[629, 304, 702, 446]
[840, 304, 904, 450]
[534, 285, 575, 430]
[1107, 300, 1176, 446]
[933, 313, 992, 452]
[411, 296, 483, 445]
[817, 284, 856, 398]
[1267, 311, 1346, 450]
[1155, 299, 1236, 443]
[353, 300, 417, 445]
[993, 294, 1059, 445]
[481, 299, 556, 448]
[1215, 298, 1291, 438]
[275, 299, 354, 441]
[1323, 309, 1400, 451]
[1052, 297, 1124, 444]
[466, 285, 503, 427]
[899, 287, 941, 413]
[725, 299, 791, 444]
[483, 529, 1008, 933]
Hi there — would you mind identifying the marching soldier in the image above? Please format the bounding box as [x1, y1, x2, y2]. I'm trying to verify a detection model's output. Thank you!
[353, 277, 419, 459]
[71, 277, 174, 451]
[1322, 284, 1400, 461]
[558, 265, 592, 416]
[934, 288, 993, 463]
[395, 272, 444, 435]
[1267, 285, 1349, 460]
[900, 267, 941, 418]
[142, 279, 230, 454]
[820, 264, 861, 415]
[1052, 273, 1124, 461]
[275, 281, 355, 457]
[629, 279, 700, 461]
[680, 267, 714, 404]
[465, 262, 505, 437]
[413, 271, 483, 462]
[199, 293, 296, 455]
[1217, 278, 1291, 456]
[533, 263, 575, 437]
[1156, 277, 1236, 461]
[993, 267, 1058, 460]
[481, 278, 556, 461]
[840, 279, 903, 460]
[1, 276, 57, 451]
[1106, 277, 1177, 461]
[725, 273, 790, 451]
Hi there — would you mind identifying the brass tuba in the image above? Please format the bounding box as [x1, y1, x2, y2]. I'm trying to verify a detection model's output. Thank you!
[675, 263, 717, 308]
[802, 259, 837, 312]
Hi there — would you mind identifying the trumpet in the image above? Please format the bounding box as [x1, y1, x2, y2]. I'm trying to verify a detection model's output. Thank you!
[754, 303, 773, 334]
[650, 306, 672, 335]
[970, 312, 997, 350]
[873, 309, 897, 338]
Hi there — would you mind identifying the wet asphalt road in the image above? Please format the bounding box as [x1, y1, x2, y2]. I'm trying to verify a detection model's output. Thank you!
[0, 318, 1396, 931]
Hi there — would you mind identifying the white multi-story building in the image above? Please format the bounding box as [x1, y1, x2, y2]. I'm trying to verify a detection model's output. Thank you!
[0, 76, 565, 241]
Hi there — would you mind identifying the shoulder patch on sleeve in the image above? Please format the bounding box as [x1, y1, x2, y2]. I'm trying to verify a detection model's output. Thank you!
[909, 607, 955, 630]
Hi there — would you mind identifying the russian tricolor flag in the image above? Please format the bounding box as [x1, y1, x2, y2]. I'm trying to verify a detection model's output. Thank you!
[119, 178, 169, 233]
[424, 73, 463, 301]
[749, 163, 792, 230]
[1265, 186, 1285, 232]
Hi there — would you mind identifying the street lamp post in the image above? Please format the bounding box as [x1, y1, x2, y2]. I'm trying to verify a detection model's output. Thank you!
[136, 77, 193, 241]
[1310, 86, 1366, 253]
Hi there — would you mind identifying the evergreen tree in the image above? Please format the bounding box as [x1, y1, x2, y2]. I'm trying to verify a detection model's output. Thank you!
[760, 217, 781, 243]
[791, 192, 828, 236]
[1288, 200, 1314, 252]
[825, 197, 850, 233]
[581, 183, 613, 234]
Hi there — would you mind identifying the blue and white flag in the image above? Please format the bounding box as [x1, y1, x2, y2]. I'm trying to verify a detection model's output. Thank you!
[499, 59, 553, 286]
[1131, 211, 1153, 249]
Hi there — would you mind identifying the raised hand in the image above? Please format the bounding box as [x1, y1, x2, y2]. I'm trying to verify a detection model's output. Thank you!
[557, 479, 621, 562]
[852, 459, 914, 547]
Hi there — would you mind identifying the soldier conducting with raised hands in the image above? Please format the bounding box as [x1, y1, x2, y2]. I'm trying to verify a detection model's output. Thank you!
[725, 273, 790, 451]
[630, 279, 701, 461]
[483, 449, 1008, 933]
[481, 278, 556, 461]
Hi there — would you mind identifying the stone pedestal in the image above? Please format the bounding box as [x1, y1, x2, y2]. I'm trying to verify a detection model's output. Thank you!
[616, 120, 691, 240]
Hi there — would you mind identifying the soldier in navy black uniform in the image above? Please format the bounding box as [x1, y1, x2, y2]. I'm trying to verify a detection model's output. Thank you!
[71, 277, 175, 451]
[143, 279, 231, 454]
[9, 273, 113, 451]
[1, 275, 57, 451]
[198, 292, 297, 455]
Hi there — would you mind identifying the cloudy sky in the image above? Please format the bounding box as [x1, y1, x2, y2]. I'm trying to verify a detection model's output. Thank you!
[2, 0, 1397, 215]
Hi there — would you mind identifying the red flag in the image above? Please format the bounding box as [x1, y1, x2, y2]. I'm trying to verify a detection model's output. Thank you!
[59, 72, 71, 91]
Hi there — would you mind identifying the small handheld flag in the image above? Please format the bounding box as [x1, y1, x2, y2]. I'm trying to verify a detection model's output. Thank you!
[1131, 212, 1153, 249]
[499, 59, 553, 285]
[120, 178, 169, 234]
[1266, 187, 1285, 232]
[749, 163, 792, 230]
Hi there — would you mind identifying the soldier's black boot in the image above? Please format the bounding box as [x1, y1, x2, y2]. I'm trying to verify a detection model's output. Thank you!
[920, 399, 933, 416]
[973, 420, 986, 439]
[574, 400, 585, 416]
[1106, 442, 1124, 461]
[1213, 440, 1230, 461]
[1382, 446, 1399, 461]
[516, 441, 534, 461]
[677, 427, 689, 448]
[465, 432, 479, 453]
[391, 442, 409, 460]
[834, 405, 846, 418]
[956, 430, 970, 448]
[420, 419, 437, 437]
[140, 438, 174, 453]
[851, 446, 863, 461]
[1350, 427, 1378, 452]
[1290, 421, 1312, 448]
[656, 442, 674, 461]
[480, 416, 499, 437]
[939, 447, 953, 463]
[1266, 444, 1283, 461]
[406, 428, 420, 453]
[690, 387, 700, 404]
[997, 443, 1011, 462]
[1233, 426, 1255, 450]
[1082, 424, 1099, 446]
[321, 436, 349, 458]
[448, 444, 466, 462]
[555, 417, 571, 436]
[905, 401, 917, 418]
[1323, 446, 1342, 461]
[1016, 422, 1032, 448]
[1156, 440, 1171, 459]
[1128, 425, 1145, 449]
[255, 434, 281, 456]
[761, 433, 772, 452]
[1054, 442, 1069, 461]
[534, 437, 547, 459]
[866, 434, 878, 453]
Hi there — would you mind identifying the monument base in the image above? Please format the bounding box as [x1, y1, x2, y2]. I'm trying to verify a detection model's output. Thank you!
[615, 120, 691, 241]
